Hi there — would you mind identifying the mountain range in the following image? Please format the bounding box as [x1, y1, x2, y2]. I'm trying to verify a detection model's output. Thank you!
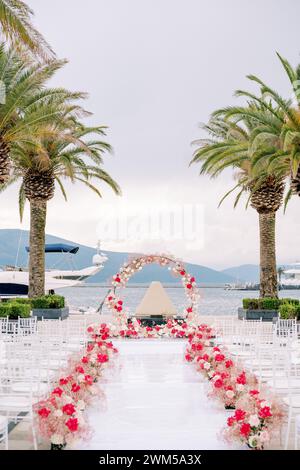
[0, 229, 260, 284]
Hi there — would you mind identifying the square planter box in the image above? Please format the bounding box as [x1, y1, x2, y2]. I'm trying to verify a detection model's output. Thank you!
[32, 307, 69, 320]
[238, 307, 278, 322]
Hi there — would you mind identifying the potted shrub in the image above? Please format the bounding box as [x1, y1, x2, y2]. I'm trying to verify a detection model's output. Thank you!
[238, 297, 281, 321]
[31, 295, 69, 320]
[238, 298, 300, 321]
[0, 302, 31, 320]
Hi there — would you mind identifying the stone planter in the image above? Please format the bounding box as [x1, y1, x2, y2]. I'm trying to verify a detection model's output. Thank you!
[238, 307, 278, 322]
[32, 307, 69, 320]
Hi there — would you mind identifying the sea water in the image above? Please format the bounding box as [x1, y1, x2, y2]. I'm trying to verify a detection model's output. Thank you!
[59, 285, 300, 316]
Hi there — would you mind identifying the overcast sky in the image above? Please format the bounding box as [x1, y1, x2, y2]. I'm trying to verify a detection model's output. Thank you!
[1, 0, 300, 269]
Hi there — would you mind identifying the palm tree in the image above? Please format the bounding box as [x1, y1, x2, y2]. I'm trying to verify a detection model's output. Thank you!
[11, 123, 121, 297]
[0, 44, 73, 184]
[191, 112, 285, 298]
[0, 0, 54, 59]
[225, 53, 300, 202]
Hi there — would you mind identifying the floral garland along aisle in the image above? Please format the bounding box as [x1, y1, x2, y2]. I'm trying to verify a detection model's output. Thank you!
[36, 255, 285, 450]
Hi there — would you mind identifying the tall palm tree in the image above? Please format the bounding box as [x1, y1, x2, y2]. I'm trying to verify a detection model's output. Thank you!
[11, 123, 121, 297]
[191, 112, 285, 298]
[0, 0, 54, 59]
[0, 44, 74, 184]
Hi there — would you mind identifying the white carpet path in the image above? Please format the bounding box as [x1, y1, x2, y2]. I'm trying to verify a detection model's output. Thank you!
[77, 340, 238, 450]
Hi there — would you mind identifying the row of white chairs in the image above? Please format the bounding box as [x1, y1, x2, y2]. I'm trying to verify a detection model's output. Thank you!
[0, 316, 90, 450]
[212, 317, 300, 449]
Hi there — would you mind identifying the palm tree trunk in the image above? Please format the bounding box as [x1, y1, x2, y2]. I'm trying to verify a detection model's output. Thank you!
[259, 211, 278, 298]
[28, 199, 47, 298]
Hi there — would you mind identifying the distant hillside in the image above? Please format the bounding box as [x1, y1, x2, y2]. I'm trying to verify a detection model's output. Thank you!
[0, 229, 236, 284]
[221, 264, 260, 283]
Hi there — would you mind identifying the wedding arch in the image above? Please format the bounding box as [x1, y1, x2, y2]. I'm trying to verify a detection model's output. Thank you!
[99, 253, 200, 322]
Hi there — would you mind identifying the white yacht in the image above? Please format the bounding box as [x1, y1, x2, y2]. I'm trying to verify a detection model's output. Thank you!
[281, 263, 300, 288]
[0, 242, 107, 296]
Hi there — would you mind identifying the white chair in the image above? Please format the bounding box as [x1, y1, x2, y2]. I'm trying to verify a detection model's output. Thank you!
[18, 316, 37, 336]
[0, 415, 8, 450]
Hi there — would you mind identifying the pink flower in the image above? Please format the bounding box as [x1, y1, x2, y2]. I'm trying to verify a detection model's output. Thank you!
[81, 356, 89, 364]
[38, 407, 51, 418]
[227, 417, 235, 427]
[214, 379, 223, 389]
[249, 389, 259, 396]
[52, 387, 63, 397]
[87, 326, 94, 333]
[185, 353, 193, 362]
[236, 372, 246, 385]
[84, 375, 93, 385]
[65, 418, 79, 432]
[225, 360, 234, 369]
[75, 366, 85, 374]
[97, 354, 109, 363]
[259, 406, 272, 419]
[62, 403, 76, 416]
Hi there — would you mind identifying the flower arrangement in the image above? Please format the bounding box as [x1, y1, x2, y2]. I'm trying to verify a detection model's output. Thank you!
[104, 254, 200, 322]
[35, 339, 118, 449]
[87, 318, 199, 340]
[224, 390, 285, 449]
[185, 325, 285, 449]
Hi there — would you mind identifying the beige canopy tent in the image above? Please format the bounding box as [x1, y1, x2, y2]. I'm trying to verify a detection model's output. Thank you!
[135, 281, 177, 318]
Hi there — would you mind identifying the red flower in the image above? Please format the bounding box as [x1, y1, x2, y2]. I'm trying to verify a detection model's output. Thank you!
[97, 353, 109, 363]
[234, 409, 246, 421]
[59, 378, 68, 386]
[52, 387, 63, 397]
[65, 418, 79, 432]
[187, 307, 193, 313]
[71, 383, 80, 393]
[185, 353, 193, 362]
[38, 407, 51, 418]
[186, 284, 192, 289]
[190, 277, 195, 283]
[87, 326, 94, 333]
[117, 300, 123, 305]
[240, 423, 251, 437]
[108, 296, 113, 301]
[236, 372, 246, 385]
[259, 406, 272, 419]
[115, 277, 121, 283]
[227, 417, 235, 427]
[117, 306, 123, 312]
[146, 327, 153, 332]
[75, 366, 85, 374]
[81, 356, 89, 364]
[249, 389, 259, 396]
[62, 403, 76, 416]
[215, 354, 225, 362]
[225, 360, 234, 369]
[214, 379, 223, 389]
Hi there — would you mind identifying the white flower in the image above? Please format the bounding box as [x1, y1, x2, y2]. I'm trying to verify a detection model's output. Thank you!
[260, 400, 271, 408]
[249, 414, 260, 427]
[77, 374, 85, 383]
[54, 409, 63, 418]
[213, 375, 221, 381]
[236, 384, 244, 392]
[226, 390, 235, 399]
[204, 362, 211, 370]
[51, 434, 64, 445]
[207, 371, 214, 378]
[248, 435, 259, 448]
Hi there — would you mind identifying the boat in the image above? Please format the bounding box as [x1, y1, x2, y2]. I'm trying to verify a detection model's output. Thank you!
[281, 263, 300, 289]
[0, 242, 108, 296]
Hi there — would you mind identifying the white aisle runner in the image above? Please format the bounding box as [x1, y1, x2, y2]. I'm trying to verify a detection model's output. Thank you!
[77, 340, 234, 450]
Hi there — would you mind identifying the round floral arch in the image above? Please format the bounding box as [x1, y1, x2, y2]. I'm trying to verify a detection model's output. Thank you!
[101, 253, 200, 323]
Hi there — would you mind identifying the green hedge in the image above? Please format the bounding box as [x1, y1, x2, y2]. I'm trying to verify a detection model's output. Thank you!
[243, 297, 300, 310]
[31, 295, 65, 309]
[0, 302, 31, 319]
